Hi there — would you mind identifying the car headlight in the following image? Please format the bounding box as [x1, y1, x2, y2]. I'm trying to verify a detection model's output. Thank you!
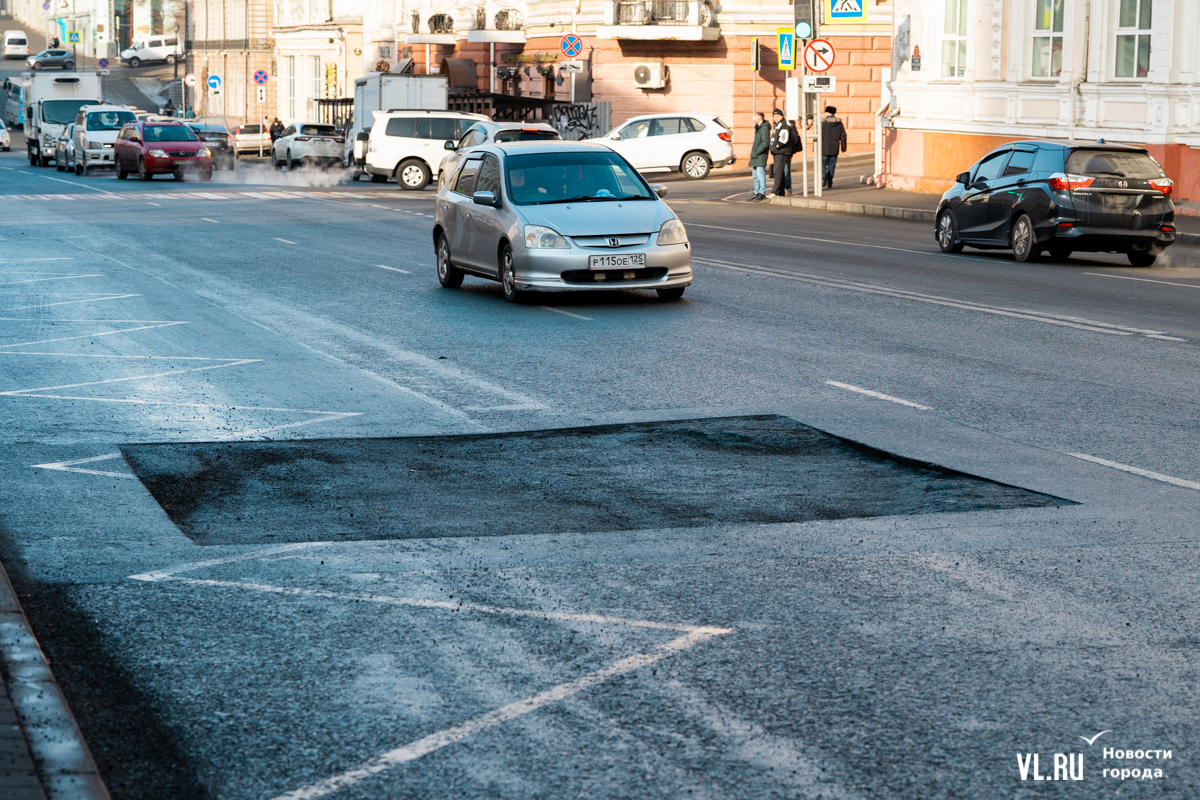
[88, 141, 102, 149]
[148, 149, 168, 158]
[523, 225, 569, 249]
[198, 147, 211, 157]
[656, 218, 688, 245]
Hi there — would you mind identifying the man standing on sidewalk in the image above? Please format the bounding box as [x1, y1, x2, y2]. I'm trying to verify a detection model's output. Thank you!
[749, 112, 769, 201]
[821, 106, 847, 190]
[769, 109, 799, 197]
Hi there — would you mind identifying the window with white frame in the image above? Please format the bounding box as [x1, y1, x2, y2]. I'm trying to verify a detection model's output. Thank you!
[311, 56, 322, 119]
[1032, 0, 1064, 77]
[941, 0, 968, 78]
[286, 56, 296, 118]
[1115, 0, 1151, 78]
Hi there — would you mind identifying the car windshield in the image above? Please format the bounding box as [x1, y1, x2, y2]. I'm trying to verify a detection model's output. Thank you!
[144, 125, 198, 142]
[494, 129, 560, 143]
[299, 125, 335, 136]
[1066, 150, 1164, 180]
[41, 100, 91, 125]
[87, 110, 135, 131]
[505, 151, 654, 205]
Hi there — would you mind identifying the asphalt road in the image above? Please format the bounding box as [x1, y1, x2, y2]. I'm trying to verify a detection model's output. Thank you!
[1, 145, 1199, 800]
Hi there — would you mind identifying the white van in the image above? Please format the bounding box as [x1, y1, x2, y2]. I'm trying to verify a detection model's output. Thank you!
[119, 36, 179, 67]
[364, 109, 486, 190]
[3, 77, 26, 126]
[3, 30, 30, 60]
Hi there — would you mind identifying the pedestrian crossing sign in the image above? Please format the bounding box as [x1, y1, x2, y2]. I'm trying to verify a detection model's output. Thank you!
[777, 28, 795, 71]
[828, 0, 865, 22]
[67, 30, 81, 43]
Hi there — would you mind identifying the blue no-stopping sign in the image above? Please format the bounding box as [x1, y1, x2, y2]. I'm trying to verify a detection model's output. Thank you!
[560, 34, 582, 58]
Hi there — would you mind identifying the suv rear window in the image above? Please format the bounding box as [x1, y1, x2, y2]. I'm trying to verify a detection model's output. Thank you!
[494, 129, 560, 143]
[299, 124, 335, 135]
[1066, 150, 1164, 180]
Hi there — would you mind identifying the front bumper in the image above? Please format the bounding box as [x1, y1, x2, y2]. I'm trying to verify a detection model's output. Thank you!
[514, 243, 693, 292]
[144, 154, 213, 173]
[84, 147, 116, 166]
[1051, 225, 1174, 252]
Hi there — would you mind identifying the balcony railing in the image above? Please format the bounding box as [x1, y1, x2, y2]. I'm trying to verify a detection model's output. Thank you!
[616, 0, 692, 25]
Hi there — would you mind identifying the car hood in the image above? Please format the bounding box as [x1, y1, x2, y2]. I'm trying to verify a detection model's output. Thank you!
[517, 199, 671, 237]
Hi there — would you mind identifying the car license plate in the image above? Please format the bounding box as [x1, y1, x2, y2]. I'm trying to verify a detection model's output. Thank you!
[589, 254, 645, 270]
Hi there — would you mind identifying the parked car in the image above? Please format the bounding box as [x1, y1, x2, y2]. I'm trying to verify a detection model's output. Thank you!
[437, 121, 561, 191]
[271, 122, 344, 170]
[0, 118, 10, 151]
[114, 119, 212, 181]
[231, 122, 270, 155]
[54, 122, 76, 171]
[590, 113, 735, 180]
[72, 105, 136, 174]
[365, 109, 487, 190]
[433, 142, 692, 302]
[119, 36, 179, 67]
[3, 30, 30, 60]
[25, 49, 74, 70]
[185, 121, 235, 169]
[935, 141, 1175, 267]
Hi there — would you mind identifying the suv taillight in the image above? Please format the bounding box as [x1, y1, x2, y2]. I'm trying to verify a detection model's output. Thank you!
[1149, 178, 1173, 196]
[1047, 173, 1094, 192]
[717, 131, 732, 141]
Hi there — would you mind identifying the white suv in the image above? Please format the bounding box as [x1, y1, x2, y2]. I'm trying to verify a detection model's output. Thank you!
[72, 105, 136, 174]
[364, 110, 487, 190]
[591, 113, 735, 179]
[120, 36, 179, 67]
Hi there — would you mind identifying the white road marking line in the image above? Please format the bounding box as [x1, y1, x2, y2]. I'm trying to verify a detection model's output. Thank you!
[1085, 272, 1200, 290]
[0, 351, 240, 359]
[128, 543, 334, 582]
[0, 321, 188, 350]
[216, 411, 362, 440]
[374, 264, 411, 274]
[0, 258, 75, 263]
[1, 294, 141, 311]
[33, 173, 115, 194]
[31, 453, 135, 479]
[1066, 453, 1200, 491]
[273, 237, 297, 244]
[0, 167, 13, 171]
[0, 274, 102, 286]
[147, 202, 160, 206]
[687, 223, 933, 256]
[201, 217, 219, 223]
[825, 380, 932, 410]
[694, 258, 1183, 340]
[537, 306, 592, 320]
[460, 404, 545, 412]
[0, 358, 261, 396]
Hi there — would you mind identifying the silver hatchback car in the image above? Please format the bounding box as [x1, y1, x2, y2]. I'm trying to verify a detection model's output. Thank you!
[433, 142, 693, 302]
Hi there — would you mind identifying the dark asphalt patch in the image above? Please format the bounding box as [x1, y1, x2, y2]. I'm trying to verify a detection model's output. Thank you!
[121, 415, 1069, 546]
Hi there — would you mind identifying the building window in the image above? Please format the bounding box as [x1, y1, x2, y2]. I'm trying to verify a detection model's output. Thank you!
[1032, 0, 1064, 77]
[286, 55, 295, 118]
[311, 55, 321, 119]
[1115, 0, 1151, 78]
[941, 0, 968, 78]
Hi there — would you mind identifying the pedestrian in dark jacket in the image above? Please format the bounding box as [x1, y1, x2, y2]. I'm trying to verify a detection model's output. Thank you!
[821, 106, 848, 189]
[768, 109, 800, 197]
[749, 112, 770, 201]
[269, 118, 285, 142]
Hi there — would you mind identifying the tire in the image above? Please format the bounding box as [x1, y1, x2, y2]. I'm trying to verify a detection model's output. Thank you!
[500, 244, 522, 303]
[28, 148, 36, 166]
[116, 159, 128, 179]
[436, 235, 464, 288]
[75, 160, 84, 176]
[936, 211, 965, 253]
[56, 156, 64, 171]
[37, 150, 49, 167]
[1127, 248, 1158, 267]
[199, 169, 212, 182]
[129, 57, 140, 67]
[172, 171, 184, 181]
[30, 62, 40, 70]
[370, 173, 388, 183]
[657, 287, 686, 301]
[137, 157, 152, 181]
[287, 151, 297, 171]
[396, 159, 430, 191]
[165, 54, 175, 65]
[681, 151, 712, 180]
[1047, 245, 1073, 261]
[1010, 213, 1039, 263]
[63, 62, 73, 70]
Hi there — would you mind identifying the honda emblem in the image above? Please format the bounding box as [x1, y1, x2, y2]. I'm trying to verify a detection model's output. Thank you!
[607, 237, 621, 247]
[1118, 180, 1128, 188]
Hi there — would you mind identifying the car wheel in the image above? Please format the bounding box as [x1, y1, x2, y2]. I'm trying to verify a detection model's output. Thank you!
[56, 156, 64, 171]
[396, 159, 430, 191]
[28, 148, 36, 166]
[137, 157, 152, 180]
[436, 235, 464, 288]
[199, 169, 212, 182]
[165, 54, 175, 65]
[1010, 213, 1039, 263]
[682, 151, 712, 180]
[500, 244, 522, 303]
[1127, 247, 1158, 267]
[129, 57, 140, 67]
[173, 171, 184, 181]
[657, 287, 686, 301]
[75, 160, 84, 176]
[370, 173, 387, 184]
[936, 211, 965, 253]
[63, 61, 73, 70]
[30, 62, 40, 70]
[1048, 245, 1073, 261]
[116, 159, 128, 179]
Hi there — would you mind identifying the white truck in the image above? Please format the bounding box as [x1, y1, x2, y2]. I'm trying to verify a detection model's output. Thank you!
[24, 72, 102, 167]
[343, 73, 448, 171]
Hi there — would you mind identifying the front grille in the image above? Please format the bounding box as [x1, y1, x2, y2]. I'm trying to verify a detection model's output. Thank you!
[561, 267, 668, 284]
[167, 151, 194, 158]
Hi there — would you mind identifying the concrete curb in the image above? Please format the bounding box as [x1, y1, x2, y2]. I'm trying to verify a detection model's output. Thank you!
[761, 196, 1200, 248]
[0, 565, 110, 800]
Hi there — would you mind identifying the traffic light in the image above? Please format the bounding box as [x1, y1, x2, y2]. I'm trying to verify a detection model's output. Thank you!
[794, 0, 816, 40]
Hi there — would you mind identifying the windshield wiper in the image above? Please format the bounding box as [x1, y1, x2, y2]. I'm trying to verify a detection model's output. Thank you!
[615, 194, 653, 200]
[537, 195, 619, 205]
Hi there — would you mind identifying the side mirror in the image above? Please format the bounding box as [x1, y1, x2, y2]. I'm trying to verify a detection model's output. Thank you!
[130, 136, 140, 143]
[356, 131, 369, 141]
[650, 184, 668, 199]
[444, 140, 457, 151]
[472, 190, 498, 208]
[956, 171, 971, 185]
[611, 134, 620, 141]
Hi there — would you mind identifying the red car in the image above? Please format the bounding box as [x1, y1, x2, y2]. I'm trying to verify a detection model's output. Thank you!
[114, 119, 213, 181]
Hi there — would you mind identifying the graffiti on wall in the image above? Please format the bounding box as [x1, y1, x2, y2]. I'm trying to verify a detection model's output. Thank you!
[549, 102, 611, 141]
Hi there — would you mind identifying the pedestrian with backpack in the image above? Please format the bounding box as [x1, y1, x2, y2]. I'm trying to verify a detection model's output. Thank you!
[769, 109, 800, 197]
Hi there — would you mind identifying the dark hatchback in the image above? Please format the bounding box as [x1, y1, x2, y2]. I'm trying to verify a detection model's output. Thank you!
[185, 122, 235, 169]
[936, 141, 1175, 266]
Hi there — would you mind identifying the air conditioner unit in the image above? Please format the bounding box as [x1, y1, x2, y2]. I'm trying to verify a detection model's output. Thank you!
[633, 62, 667, 89]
